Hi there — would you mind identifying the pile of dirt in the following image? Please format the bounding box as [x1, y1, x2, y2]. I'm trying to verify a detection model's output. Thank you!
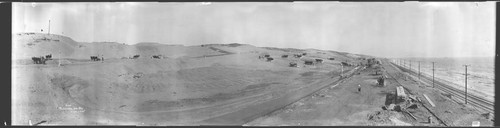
[367, 110, 401, 125]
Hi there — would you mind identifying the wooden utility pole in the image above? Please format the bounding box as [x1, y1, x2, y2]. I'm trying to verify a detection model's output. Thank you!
[464, 65, 470, 104]
[418, 61, 421, 79]
[410, 60, 412, 72]
[432, 62, 435, 88]
[48, 20, 51, 35]
[403, 60, 406, 68]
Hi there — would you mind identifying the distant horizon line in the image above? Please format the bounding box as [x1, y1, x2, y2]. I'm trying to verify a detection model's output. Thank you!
[388, 56, 495, 59]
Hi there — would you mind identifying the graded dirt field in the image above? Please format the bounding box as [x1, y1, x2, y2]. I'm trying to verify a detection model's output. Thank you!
[12, 33, 367, 125]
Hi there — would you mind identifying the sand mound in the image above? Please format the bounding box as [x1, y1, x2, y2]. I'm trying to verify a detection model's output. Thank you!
[12, 33, 223, 61]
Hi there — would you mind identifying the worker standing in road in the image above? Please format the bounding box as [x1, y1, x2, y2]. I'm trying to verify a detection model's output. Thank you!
[358, 84, 361, 93]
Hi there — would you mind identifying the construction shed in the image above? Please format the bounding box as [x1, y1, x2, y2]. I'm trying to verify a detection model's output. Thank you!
[304, 60, 314, 65]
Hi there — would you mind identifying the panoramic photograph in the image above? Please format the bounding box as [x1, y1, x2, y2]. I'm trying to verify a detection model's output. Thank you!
[11, 2, 495, 126]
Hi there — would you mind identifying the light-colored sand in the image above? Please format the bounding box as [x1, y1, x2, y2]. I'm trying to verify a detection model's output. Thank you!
[12, 33, 365, 125]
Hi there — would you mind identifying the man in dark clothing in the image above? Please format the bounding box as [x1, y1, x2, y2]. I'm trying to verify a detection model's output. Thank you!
[358, 84, 361, 93]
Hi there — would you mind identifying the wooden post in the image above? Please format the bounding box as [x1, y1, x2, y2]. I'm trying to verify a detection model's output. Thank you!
[403, 60, 406, 68]
[432, 62, 435, 88]
[409, 60, 412, 72]
[48, 20, 51, 35]
[464, 65, 470, 104]
[418, 61, 420, 80]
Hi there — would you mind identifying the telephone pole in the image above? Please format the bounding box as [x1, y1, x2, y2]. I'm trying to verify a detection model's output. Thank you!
[432, 62, 435, 88]
[418, 61, 421, 79]
[48, 20, 51, 35]
[464, 65, 470, 104]
[403, 60, 406, 68]
[409, 60, 412, 72]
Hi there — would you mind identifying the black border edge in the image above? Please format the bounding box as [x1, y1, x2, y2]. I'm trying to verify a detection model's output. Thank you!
[3, 1, 499, 128]
[1, 2, 12, 127]
[495, 1, 499, 127]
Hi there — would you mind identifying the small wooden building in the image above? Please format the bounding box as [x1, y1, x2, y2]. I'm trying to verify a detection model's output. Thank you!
[304, 60, 314, 65]
[266, 57, 274, 61]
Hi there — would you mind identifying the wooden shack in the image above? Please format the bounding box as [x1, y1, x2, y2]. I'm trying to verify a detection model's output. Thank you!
[266, 57, 274, 61]
[304, 60, 314, 65]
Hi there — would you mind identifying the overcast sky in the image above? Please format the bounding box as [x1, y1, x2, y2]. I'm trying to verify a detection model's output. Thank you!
[13, 2, 495, 58]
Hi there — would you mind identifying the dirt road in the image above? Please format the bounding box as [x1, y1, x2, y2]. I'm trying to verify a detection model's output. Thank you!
[199, 66, 361, 125]
[245, 60, 494, 126]
[245, 65, 402, 126]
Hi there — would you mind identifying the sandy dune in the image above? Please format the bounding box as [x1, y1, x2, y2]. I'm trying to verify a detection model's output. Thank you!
[12, 33, 365, 125]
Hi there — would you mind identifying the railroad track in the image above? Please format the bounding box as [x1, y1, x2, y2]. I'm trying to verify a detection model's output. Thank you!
[388, 61, 494, 114]
[381, 61, 448, 126]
